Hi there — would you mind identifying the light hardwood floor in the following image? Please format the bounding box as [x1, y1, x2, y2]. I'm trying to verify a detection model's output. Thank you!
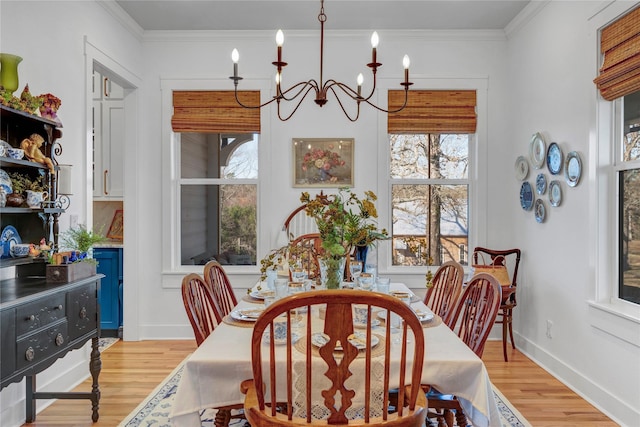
[19, 340, 617, 427]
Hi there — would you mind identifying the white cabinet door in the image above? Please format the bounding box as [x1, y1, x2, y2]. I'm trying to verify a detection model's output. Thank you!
[93, 98, 124, 199]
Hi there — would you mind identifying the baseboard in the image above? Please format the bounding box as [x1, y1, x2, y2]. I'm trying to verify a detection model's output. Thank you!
[514, 332, 636, 427]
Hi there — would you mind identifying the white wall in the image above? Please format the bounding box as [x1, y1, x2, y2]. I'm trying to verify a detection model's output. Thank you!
[0, 1, 143, 426]
[505, 1, 640, 425]
[1, 1, 639, 426]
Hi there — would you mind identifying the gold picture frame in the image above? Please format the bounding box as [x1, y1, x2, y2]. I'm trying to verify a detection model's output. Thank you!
[292, 138, 354, 188]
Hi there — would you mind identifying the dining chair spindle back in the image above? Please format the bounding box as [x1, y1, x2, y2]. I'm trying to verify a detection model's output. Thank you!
[425, 273, 502, 427]
[241, 289, 428, 427]
[424, 261, 464, 328]
[181, 273, 222, 347]
[203, 260, 239, 317]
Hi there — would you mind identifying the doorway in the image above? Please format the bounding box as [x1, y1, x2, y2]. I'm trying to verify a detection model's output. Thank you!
[85, 39, 141, 340]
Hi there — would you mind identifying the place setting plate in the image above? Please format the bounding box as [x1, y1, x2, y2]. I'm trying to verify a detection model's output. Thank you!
[311, 331, 379, 351]
[230, 308, 265, 322]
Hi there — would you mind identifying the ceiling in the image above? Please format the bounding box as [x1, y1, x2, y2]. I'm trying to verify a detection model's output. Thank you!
[114, 0, 531, 32]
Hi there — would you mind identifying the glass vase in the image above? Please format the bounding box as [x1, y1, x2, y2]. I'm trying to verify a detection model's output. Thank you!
[0, 53, 23, 95]
[318, 256, 346, 290]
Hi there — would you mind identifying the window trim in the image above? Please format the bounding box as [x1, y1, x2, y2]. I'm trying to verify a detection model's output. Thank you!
[376, 77, 488, 276]
[590, 1, 640, 346]
[160, 78, 272, 286]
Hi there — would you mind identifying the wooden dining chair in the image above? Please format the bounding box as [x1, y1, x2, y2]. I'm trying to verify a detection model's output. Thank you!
[241, 289, 428, 427]
[181, 273, 222, 346]
[203, 260, 239, 317]
[181, 273, 248, 427]
[288, 233, 322, 281]
[473, 246, 521, 361]
[425, 273, 502, 427]
[424, 261, 464, 328]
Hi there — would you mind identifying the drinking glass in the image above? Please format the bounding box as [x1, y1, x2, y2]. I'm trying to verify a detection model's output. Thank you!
[274, 279, 289, 299]
[349, 261, 363, 282]
[290, 267, 308, 282]
[375, 277, 390, 294]
[391, 291, 412, 344]
[357, 273, 374, 291]
[365, 263, 377, 281]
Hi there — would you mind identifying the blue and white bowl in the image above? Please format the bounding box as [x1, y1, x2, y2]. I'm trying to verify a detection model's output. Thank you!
[10, 243, 30, 258]
[7, 148, 24, 160]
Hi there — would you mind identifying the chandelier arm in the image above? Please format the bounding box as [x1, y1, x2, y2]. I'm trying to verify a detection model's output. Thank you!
[361, 87, 410, 113]
[326, 86, 361, 122]
[277, 85, 318, 121]
[233, 86, 279, 109]
[278, 80, 320, 102]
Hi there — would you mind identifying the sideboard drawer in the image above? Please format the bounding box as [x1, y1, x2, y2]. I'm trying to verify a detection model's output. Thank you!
[16, 294, 66, 336]
[67, 282, 98, 341]
[16, 319, 68, 370]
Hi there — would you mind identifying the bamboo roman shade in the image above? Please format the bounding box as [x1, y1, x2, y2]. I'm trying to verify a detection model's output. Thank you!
[171, 91, 260, 133]
[388, 90, 477, 134]
[593, 6, 640, 101]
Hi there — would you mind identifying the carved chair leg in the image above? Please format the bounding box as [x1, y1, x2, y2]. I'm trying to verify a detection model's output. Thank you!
[454, 408, 468, 426]
[502, 310, 509, 362]
[443, 409, 454, 427]
[508, 308, 516, 349]
[214, 408, 232, 427]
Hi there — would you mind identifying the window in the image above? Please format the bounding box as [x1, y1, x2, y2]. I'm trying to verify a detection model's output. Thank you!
[617, 91, 640, 304]
[594, 5, 640, 307]
[387, 89, 476, 267]
[170, 90, 261, 267]
[389, 134, 469, 266]
[179, 133, 258, 266]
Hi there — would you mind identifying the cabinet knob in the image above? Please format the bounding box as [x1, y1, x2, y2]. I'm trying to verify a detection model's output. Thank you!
[56, 304, 63, 310]
[55, 333, 64, 346]
[80, 307, 87, 319]
[27, 314, 35, 321]
[25, 347, 35, 362]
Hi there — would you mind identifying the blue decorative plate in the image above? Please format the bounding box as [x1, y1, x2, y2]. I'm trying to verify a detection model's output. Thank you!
[536, 173, 547, 195]
[534, 199, 546, 223]
[520, 182, 534, 211]
[547, 142, 563, 175]
[565, 151, 582, 187]
[0, 169, 12, 194]
[0, 225, 22, 259]
[549, 180, 562, 207]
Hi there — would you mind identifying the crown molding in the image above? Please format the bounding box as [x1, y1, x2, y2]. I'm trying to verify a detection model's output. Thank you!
[504, 0, 551, 38]
[142, 28, 506, 43]
[96, 0, 145, 41]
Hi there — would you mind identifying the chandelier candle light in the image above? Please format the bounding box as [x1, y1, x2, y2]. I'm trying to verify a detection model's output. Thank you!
[229, 0, 412, 121]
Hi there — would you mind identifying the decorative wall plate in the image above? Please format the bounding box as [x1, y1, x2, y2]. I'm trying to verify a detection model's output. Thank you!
[549, 180, 562, 207]
[0, 169, 12, 194]
[520, 181, 534, 211]
[529, 132, 546, 169]
[547, 142, 563, 175]
[536, 173, 547, 195]
[534, 199, 546, 223]
[565, 151, 582, 187]
[515, 156, 529, 181]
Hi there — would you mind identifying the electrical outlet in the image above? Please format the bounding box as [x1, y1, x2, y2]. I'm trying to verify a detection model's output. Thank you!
[546, 319, 553, 339]
[70, 214, 79, 229]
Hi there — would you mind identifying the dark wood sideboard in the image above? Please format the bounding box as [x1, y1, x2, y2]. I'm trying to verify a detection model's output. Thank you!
[1, 264, 103, 423]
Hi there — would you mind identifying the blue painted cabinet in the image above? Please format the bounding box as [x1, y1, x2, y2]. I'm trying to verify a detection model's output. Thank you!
[94, 248, 123, 335]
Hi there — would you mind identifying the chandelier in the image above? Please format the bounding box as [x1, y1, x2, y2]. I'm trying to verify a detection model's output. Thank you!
[229, 0, 412, 122]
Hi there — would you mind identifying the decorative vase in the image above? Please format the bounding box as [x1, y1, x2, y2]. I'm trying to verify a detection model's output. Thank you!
[0, 53, 23, 95]
[5, 192, 24, 207]
[318, 256, 347, 290]
[25, 190, 48, 208]
[355, 245, 368, 271]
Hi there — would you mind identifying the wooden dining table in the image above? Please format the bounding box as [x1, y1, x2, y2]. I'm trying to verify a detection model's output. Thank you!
[170, 282, 502, 427]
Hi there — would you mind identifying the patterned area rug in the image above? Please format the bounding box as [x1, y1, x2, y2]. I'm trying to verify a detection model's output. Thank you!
[119, 358, 531, 427]
[98, 337, 120, 352]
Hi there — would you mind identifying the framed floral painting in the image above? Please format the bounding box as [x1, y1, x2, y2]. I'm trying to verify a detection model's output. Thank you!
[292, 138, 354, 188]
